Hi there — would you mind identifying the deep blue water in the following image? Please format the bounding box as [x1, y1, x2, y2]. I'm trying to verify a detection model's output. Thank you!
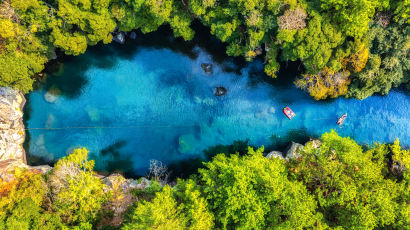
[25, 38, 410, 176]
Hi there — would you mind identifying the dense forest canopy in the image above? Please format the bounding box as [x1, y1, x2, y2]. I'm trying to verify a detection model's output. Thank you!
[0, 0, 408, 98]
[0, 131, 408, 229]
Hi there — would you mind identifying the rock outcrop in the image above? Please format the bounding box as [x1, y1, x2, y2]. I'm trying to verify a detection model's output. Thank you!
[0, 87, 53, 182]
[285, 141, 304, 160]
[266, 151, 284, 160]
[113, 32, 125, 44]
[0, 88, 26, 163]
[201, 63, 213, 74]
[214, 86, 227, 96]
[102, 173, 152, 226]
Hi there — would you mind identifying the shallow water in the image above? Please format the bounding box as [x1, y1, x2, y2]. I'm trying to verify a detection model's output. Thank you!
[25, 37, 410, 176]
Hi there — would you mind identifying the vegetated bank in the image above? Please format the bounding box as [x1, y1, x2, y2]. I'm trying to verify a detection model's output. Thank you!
[0, 131, 408, 229]
[0, 0, 408, 99]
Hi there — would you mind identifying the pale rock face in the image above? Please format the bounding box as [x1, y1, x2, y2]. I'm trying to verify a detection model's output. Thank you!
[266, 151, 284, 160]
[0, 159, 52, 182]
[285, 141, 304, 160]
[0, 87, 26, 162]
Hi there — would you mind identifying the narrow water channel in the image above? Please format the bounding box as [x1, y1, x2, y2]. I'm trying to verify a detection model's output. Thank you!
[24, 30, 410, 176]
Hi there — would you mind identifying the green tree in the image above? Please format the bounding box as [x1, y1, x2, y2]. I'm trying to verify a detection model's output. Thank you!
[347, 21, 409, 99]
[318, 0, 388, 38]
[199, 147, 322, 229]
[0, 0, 52, 93]
[289, 131, 405, 229]
[49, 0, 116, 55]
[123, 179, 213, 230]
[111, 0, 194, 40]
[48, 148, 109, 226]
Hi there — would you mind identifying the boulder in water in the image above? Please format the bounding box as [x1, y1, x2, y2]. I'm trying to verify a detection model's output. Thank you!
[129, 31, 137, 39]
[201, 63, 213, 74]
[113, 32, 125, 44]
[214, 86, 227, 96]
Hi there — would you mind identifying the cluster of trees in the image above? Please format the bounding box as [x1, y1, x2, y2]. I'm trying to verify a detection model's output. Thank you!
[1, 131, 408, 229]
[0, 0, 408, 96]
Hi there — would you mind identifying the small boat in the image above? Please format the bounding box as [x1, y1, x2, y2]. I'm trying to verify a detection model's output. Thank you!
[337, 113, 347, 125]
[283, 107, 296, 120]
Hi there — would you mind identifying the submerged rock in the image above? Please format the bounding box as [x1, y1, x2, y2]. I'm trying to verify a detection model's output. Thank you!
[113, 32, 125, 44]
[178, 133, 198, 154]
[201, 63, 213, 74]
[44, 86, 61, 103]
[87, 107, 101, 122]
[214, 86, 227, 96]
[44, 93, 57, 103]
[45, 114, 55, 128]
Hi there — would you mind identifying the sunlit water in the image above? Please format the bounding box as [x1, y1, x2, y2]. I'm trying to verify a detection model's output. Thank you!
[25, 37, 410, 176]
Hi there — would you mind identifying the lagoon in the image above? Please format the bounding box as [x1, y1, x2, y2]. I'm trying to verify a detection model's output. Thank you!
[24, 31, 410, 176]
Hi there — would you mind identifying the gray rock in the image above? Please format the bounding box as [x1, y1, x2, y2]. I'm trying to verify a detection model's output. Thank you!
[136, 177, 151, 189]
[0, 87, 25, 162]
[201, 63, 213, 74]
[285, 142, 303, 160]
[113, 32, 125, 44]
[266, 151, 284, 160]
[51, 51, 57, 60]
[129, 32, 137, 39]
[214, 86, 227, 96]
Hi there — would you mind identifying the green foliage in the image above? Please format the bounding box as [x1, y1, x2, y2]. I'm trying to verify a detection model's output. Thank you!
[0, 0, 52, 93]
[48, 148, 109, 226]
[347, 21, 409, 99]
[199, 147, 321, 229]
[1, 133, 408, 229]
[318, 0, 388, 38]
[4, 197, 64, 230]
[0, 170, 65, 229]
[289, 130, 408, 229]
[111, 0, 194, 40]
[1, 0, 408, 99]
[50, 0, 116, 54]
[123, 180, 213, 230]
[280, 11, 344, 73]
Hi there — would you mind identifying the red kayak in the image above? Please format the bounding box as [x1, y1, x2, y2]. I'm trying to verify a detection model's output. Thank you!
[337, 113, 347, 125]
[283, 107, 296, 120]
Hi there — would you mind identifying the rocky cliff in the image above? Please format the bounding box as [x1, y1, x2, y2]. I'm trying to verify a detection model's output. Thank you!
[0, 87, 52, 181]
[0, 87, 26, 162]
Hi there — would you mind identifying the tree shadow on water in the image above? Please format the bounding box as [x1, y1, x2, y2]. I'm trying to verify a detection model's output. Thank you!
[265, 128, 313, 152]
[92, 140, 139, 178]
[167, 139, 253, 180]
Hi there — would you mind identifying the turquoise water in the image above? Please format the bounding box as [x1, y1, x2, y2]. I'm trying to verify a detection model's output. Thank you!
[25, 37, 410, 176]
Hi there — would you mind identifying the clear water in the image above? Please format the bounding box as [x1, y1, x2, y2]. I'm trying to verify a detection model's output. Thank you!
[25, 37, 410, 176]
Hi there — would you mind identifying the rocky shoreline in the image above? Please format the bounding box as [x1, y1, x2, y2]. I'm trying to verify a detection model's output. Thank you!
[0, 87, 52, 181]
